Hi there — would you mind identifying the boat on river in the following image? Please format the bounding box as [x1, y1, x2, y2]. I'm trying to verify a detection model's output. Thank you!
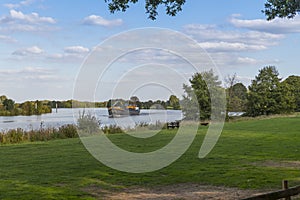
[107, 98, 140, 117]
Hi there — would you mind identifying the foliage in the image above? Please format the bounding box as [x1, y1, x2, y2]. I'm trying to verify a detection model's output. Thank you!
[182, 70, 225, 121]
[0, 96, 52, 116]
[77, 111, 100, 135]
[133, 121, 167, 130]
[227, 83, 247, 112]
[283, 75, 300, 111]
[104, 0, 300, 21]
[246, 66, 295, 116]
[0, 125, 78, 144]
[168, 95, 180, 110]
[47, 100, 107, 109]
[263, 0, 300, 20]
[3, 99, 15, 111]
[104, 0, 186, 20]
[101, 124, 124, 134]
[181, 84, 199, 120]
[107, 96, 180, 110]
[58, 124, 78, 138]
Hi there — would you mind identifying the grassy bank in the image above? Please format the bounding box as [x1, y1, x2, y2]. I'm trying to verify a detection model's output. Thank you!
[0, 115, 300, 199]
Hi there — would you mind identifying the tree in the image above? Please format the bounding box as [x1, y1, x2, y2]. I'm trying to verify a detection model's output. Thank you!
[283, 75, 300, 111]
[0, 95, 7, 103]
[168, 95, 180, 110]
[246, 66, 295, 116]
[225, 73, 237, 112]
[104, 0, 185, 20]
[227, 83, 247, 112]
[263, 0, 300, 20]
[3, 99, 15, 111]
[181, 84, 199, 120]
[182, 70, 224, 121]
[21, 101, 35, 115]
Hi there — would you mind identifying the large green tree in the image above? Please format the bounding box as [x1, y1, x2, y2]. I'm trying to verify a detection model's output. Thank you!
[263, 0, 300, 20]
[283, 75, 300, 111]
[247, 66, 295, 116]
[182, 70, 225, 121]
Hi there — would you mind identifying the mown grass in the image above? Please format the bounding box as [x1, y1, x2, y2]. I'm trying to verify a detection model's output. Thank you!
[1, 115, 300, 199]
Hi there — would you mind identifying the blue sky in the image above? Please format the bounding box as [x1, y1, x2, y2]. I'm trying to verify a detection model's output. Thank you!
[0, 0, 300, 102]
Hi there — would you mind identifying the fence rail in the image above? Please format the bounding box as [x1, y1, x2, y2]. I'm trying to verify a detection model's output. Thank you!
[242, 180, 300, 200]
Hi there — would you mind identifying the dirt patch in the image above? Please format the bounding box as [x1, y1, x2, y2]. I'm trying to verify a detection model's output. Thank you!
[83, 183, 268, 200]
[252, 160, 300, 169]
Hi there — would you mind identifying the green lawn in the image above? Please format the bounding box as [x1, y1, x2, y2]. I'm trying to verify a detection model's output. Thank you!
[1, 115, 300, 199]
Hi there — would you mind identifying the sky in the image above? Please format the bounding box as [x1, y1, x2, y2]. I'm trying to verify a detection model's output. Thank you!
[0, 0, 300, 102]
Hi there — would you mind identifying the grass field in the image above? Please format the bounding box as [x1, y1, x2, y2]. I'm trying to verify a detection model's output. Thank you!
[1, 115, 300, 199]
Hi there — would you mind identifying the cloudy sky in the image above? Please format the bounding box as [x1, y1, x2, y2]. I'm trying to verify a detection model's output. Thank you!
[0, 0, 300, 102]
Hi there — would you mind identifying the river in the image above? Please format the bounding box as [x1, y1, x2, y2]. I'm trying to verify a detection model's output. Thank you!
[0, 108, 183, 131]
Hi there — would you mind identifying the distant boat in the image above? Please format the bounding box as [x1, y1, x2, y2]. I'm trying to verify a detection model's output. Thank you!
[107, 99, 140, 117]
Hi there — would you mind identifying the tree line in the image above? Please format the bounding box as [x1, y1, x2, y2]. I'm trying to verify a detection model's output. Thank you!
[181, 66, 300, 120]
[0, 96, 52, 116]
[106, 95, 180, 110]
[0, 95, 181, 116]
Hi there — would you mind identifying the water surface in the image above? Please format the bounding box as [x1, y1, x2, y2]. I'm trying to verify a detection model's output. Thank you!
[0, 108, 182, 131]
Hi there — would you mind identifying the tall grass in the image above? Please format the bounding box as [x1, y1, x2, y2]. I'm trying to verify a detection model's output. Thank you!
[0, 112, 173, 145]
[0, 124, 78, 144]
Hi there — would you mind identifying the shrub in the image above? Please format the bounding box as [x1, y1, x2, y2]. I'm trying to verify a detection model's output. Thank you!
[59, 124, 78, 138]
[0, 124, 79, 144]
[101, 124, 124, 134]
[77, 111, 100, 135]
[5, 128, 24, 144]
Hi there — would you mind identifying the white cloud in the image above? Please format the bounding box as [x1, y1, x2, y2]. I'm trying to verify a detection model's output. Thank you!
[0, 10, 57, 32]
[46, 46, 90, 62]
[10, 45, 90, 62]
[12, 46, 44, 56]
[0, 24, 58, 32]
[0, 10, 56, 24]
[183, 24, 284, 46]
[230, 15, 300, 34]
[0, 66, 53, 76]
[82, 15, 123, 27]
[198, 42, 267, 52]
[64, 46, 90, 54]
[3, 0, 36, 9]
[236, 57, 260, 65]
[183, 24, 283, 54]
[0, 35, 17, 43]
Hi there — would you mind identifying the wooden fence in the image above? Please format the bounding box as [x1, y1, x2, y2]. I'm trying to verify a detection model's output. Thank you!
[242, 180, 300, 200]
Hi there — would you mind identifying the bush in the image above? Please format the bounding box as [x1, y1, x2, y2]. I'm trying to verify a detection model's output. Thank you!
[77, 111, 100, 135]
[59, 124, 78, 138]
[101, 124, 124, 134]
[0, 128, 24, 144]
[134, 121, 166, 131]
[0, 124, 79, 145]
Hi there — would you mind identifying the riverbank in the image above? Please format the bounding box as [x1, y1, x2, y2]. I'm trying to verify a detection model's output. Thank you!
[1, 115, 300, 199]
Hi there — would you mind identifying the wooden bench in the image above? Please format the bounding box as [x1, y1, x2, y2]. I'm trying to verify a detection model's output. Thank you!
[200, 122, 209, 126]
[167, 121, 180, 129]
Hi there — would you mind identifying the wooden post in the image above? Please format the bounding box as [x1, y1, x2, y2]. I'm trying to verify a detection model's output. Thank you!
[282, 180, 291, 200]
